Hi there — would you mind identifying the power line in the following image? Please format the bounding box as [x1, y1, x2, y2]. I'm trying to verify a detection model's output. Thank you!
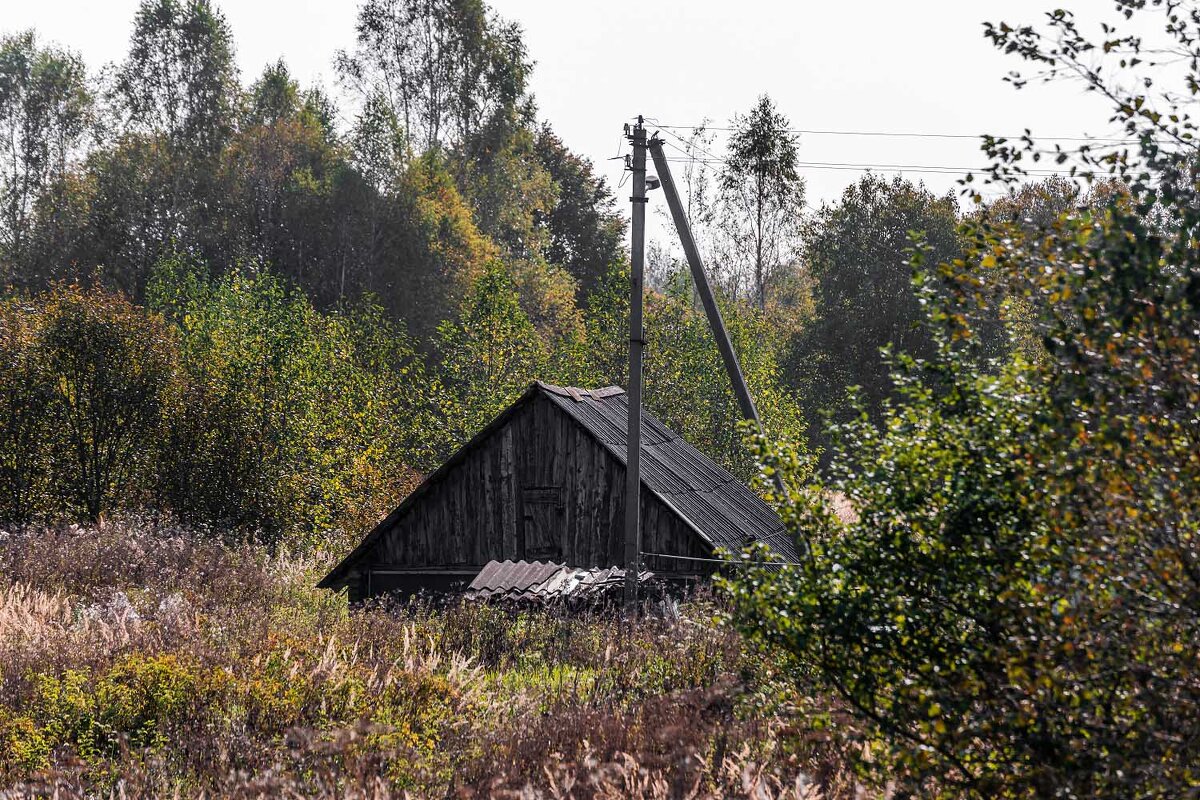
[657, 155, 1077, 178]
[639, 121, 1091, 193]
[653, 122, 1137, 145]
[643, 551, 801, 568]
[651, 123, 1080, 178]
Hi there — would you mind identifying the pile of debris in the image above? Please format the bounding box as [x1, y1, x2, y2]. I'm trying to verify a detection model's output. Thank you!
[464, 560, 663, 609]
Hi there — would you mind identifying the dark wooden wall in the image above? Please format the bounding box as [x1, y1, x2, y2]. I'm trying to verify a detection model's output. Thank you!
[348, 394, 712, 600]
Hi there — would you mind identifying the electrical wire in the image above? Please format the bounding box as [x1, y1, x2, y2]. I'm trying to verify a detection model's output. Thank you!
[640, 551, 805, 568]
[648, 119, 1109, 179]
[652, 122, 1137, 145]
[654, 153, 1076, 178]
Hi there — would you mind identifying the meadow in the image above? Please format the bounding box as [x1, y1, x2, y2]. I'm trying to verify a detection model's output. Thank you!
[0, 518, 856, 798]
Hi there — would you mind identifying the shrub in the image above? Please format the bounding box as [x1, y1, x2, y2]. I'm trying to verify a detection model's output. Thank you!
[0, 286, 177, 524]
[27, 655, 216, 763]
[729, 5, 1200, 793]
[39, 285, 178, 521]
[149, 261, 426, 543]
[0, 297, 55, 521]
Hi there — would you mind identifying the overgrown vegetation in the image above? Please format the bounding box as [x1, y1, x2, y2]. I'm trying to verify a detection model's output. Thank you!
[0, 518, 853, 797]
[730, 3, 1200, 797]
[0, 0, 812, 542]
[3, 0, 1197, 796]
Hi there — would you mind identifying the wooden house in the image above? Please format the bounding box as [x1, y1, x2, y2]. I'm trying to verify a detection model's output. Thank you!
[318, 382, 798, 601]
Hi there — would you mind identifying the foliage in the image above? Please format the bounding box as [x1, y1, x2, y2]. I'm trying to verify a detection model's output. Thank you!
[0, 0, 636, 378]
[0, 298, 55, 521]
[533, 124, 626, 297]
[452, 104, 557, 260]
[391, 153, 500, 339]
[149, 260, 427, 542]
[0, 31, 91, 276]
[114, 0, 239, 154]
[430, 261, 549, 450]
[720, 94, 805, 310]
[350, 90, 407, 194]
[39, 286, 177, 522]
[335, 0, 530, 154]
[585, 262, 808, 481]
[789, 174, 963, 452]
[0, 267, 437, 540]
[731, 4, 1200, 797]
[730, 342, 1059, 796]
[0, 285, 176, 524]
[220, 67, 351, 304]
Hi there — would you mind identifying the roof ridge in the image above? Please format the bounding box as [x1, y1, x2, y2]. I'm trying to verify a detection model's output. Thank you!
[535, 381, 626, 402]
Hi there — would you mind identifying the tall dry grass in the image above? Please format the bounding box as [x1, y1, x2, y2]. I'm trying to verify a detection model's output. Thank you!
[0, 517, 861, 799]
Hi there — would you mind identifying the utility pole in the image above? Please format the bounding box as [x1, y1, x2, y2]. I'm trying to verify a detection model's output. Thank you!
[648, 135, 786, 496]
[624, 117, 647, 613]
[647, 136, 762, 431]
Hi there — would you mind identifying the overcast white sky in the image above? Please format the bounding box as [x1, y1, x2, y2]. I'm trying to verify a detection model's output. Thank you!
[3, 0, 1132, 245]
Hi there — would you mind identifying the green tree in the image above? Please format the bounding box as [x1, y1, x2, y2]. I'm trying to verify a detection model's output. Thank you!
[0, 31, 91, 278]
[790, 175, 961, 450]
[351, 91, 407, 195]
[150, 261, 427, 542]
[381, 153, 497, 341]
[27, 0, 241, 298]
[452, 106, 556, 260]
[533, 124, 625, 298]
[720, 95, 805, 310]
[115, 0, 238, 154]
[335, 0, 530, 153]
[37, 285, 177, 521]
[0, 297, 56, 521]
[344, 90, 407, 302]
[57, 134, 179, 297]
[66, 0, 241, 294]
[431, 261, 549, 450]
[220, 62, 352, 305]
[731, 4, 1200, 796]
[245, 59, 299, 128]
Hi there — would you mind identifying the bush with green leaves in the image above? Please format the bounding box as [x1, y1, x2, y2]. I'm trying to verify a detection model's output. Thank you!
[429, 260, 551, 451]
[0, 285, 177, 524]
[729, 4, 1200, 796]
[0, 296, 56, 521]
[149, 260, 430, 544]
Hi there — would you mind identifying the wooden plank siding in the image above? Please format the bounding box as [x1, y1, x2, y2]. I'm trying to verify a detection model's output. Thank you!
[354, 394, 712, 598]
[320, 382, 799, 601]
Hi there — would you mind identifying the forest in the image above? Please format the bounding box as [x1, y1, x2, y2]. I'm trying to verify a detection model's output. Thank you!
[1, 0, 1198, 797]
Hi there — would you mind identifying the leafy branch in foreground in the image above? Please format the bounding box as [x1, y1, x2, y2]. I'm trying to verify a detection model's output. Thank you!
[730, 3, 1200, 797]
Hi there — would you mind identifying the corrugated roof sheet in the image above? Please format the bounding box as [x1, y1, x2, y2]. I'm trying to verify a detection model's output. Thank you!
[467, 559, 565, 600]
[538, 383, 800, 563]
[464, 559, 656, 605]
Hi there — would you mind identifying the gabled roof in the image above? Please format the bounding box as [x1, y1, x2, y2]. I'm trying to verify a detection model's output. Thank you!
[537, 383, 798, 562]
[318, 381, 797, 590]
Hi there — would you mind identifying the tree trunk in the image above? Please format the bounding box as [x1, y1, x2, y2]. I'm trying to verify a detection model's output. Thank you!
[755, 177, 766, 311]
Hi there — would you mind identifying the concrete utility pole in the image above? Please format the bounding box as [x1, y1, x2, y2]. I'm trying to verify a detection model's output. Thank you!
[624, 117, 647, 613]
[649, 136, 787, 495]
[647, 136, 763, 431]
